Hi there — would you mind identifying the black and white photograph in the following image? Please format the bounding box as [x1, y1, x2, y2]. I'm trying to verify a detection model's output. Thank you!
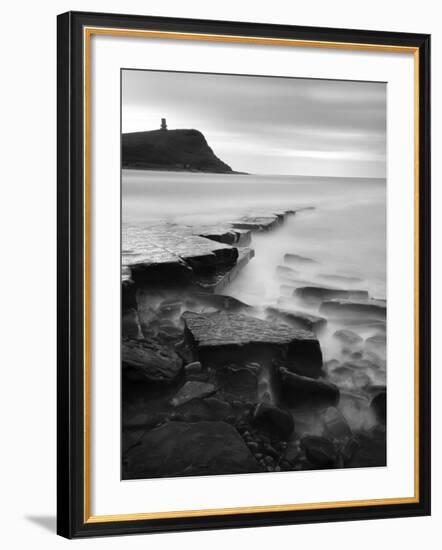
[121, 69, 387, 480]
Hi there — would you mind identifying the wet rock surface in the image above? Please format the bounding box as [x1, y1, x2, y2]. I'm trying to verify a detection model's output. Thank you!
[320, 299, 386, 320]
[122, 338, 183, 384]
[278, 367, 340, 409]
[295, 286, 369, 304]
[125, 421, 260, 478]
[251, 403, 295, 439]
[122, 205, 387, 479]
[182, 311, 323, 377]
[266, 306, 326, 333]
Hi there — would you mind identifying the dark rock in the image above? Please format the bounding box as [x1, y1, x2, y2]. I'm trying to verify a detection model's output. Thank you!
[122, 279, 137, 311]
[250, 403, 294, 439]
[346, 429, 386, 467]
[129, 253, 193, 285]
[122, 338, 183, 383]
[319, 299, 386, 320]
[284, 253, 317, 266]
[341, 438, 361, 465]
[183, 311, 323, 378]
[174, 339, 194, 364]
[279, 367, 339, 409]
[266, 307, 326, 333]
[194, 247, 255, 293]
[175, 397, 232, 422]
[124, 421, 260, 479]
[295, 286, 369, 304]
[217, 363, 259, 401]
[198, 227, 239, 245]
[333, 329, 363, 346]
[301, 436, 336, 466]
[370, 389, 386, 424]
[125, 225, 239, 287]
[122, 308, 142, 338]
[170, 381, 216, 407]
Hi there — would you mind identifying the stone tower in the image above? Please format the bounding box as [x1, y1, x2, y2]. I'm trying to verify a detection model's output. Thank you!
[160, 118, 167, 130]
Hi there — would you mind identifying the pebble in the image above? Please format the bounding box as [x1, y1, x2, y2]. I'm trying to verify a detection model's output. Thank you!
[184, 361, 202, 375]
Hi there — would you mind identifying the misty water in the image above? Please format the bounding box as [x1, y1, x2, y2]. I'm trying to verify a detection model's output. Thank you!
[123, 168, 386, 301]
[123, 169, 386, 443]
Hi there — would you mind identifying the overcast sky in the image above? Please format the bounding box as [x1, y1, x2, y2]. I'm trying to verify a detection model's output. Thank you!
[122, 69, 386, 178]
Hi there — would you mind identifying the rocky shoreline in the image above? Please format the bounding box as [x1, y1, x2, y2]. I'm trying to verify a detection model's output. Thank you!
[122, 208, 386, 479]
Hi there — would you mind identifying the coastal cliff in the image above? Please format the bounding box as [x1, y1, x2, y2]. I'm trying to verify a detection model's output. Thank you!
[122, 128, 233, 173]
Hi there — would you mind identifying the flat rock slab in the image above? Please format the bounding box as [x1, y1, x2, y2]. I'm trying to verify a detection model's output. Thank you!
[123, 224, 239, 284]
[183, 311, 323, 377]
[294, 286, 369, 303]
[320, 299, 386, 320]
[194, 248, 255, 293]
[266, 306, 326, 333]
[124, 421, 260, 479]
[231, 216, 280, 232]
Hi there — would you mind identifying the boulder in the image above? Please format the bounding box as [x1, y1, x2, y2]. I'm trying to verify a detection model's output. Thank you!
[301, 435, 337, 466]
[250, 403, 295, 439]
[170, 381, 217, 407]
[279, 367, 339, 409]
[183, 311, 323, 378]
[122, 338, 183, 384]
[124, 421, 260, 479]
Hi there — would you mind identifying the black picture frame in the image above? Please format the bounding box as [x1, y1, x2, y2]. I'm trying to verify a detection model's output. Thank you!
[57, 10, 431, 539]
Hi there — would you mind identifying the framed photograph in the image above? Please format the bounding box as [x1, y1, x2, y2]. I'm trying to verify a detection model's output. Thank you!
[57, 11, 431, 538]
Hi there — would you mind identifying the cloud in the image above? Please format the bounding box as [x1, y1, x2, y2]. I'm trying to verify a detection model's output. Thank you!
[122, 69, 386, 178]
